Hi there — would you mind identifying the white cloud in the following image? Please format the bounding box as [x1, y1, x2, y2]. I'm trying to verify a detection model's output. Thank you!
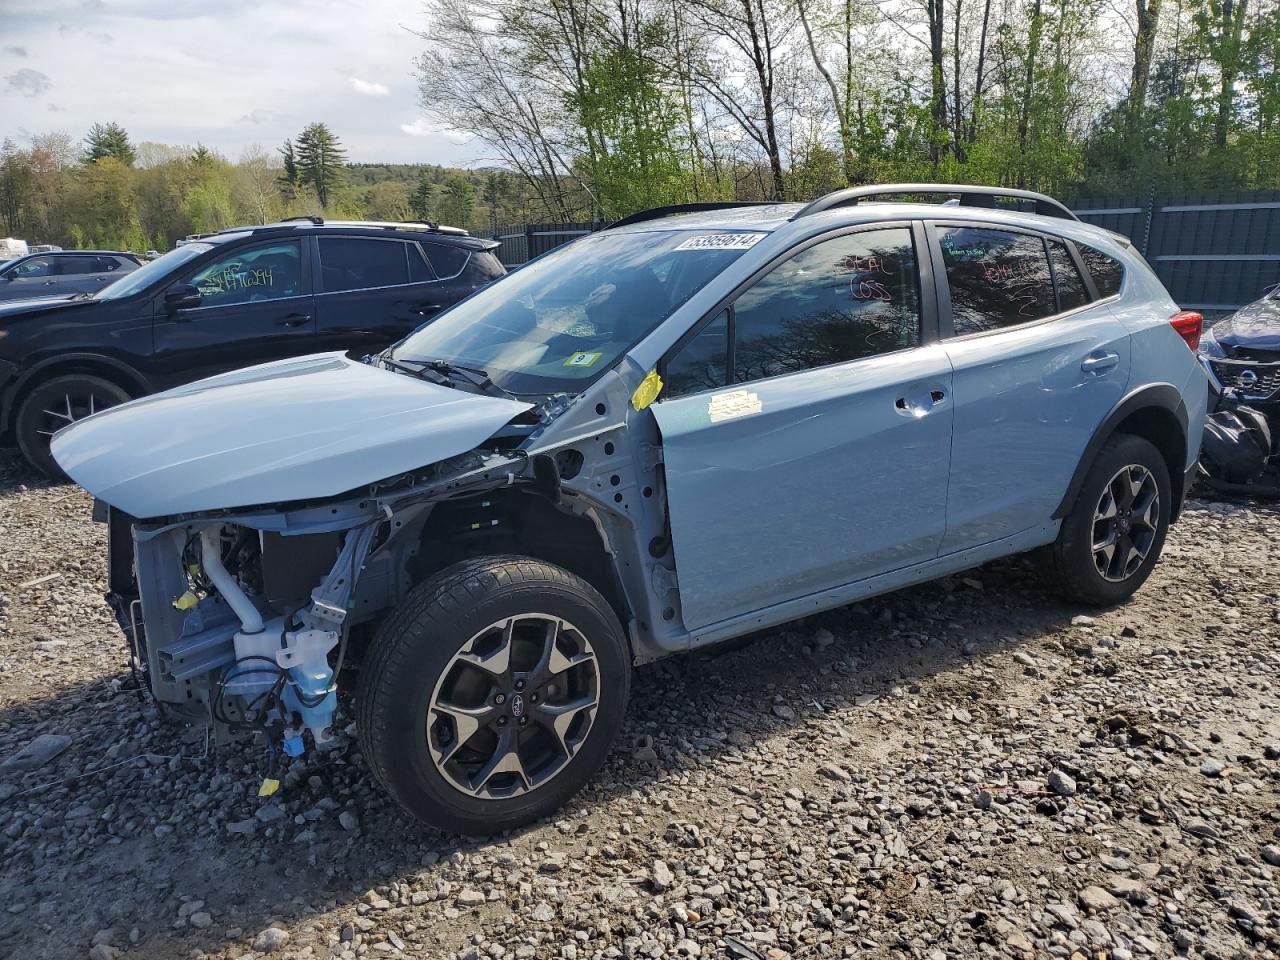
[400, 117, 433, 136]
[239, 108, 280, 125]
[400, 117, 471, 144]
[349, 77, 389, 97]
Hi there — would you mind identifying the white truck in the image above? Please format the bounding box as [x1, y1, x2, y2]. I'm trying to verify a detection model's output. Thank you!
[0, 237, 29, 263]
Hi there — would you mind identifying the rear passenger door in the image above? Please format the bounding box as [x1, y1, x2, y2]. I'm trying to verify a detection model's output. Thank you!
[55, 254, 134, 296]
[312, 236, 452, 357]
[929, 222, 1132, 554]
[651, 224, 954, 632]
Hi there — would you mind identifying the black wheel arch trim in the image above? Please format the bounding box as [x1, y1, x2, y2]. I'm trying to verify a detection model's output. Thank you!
[1, 353, 154, 433]
[1053, 382, 1189, 520]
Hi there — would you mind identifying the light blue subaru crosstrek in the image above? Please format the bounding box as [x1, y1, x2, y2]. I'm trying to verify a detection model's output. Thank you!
[53, 185, 1208, 834]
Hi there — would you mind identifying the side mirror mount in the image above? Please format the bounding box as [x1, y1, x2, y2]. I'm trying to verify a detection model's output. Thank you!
[165, 283, 202, 315]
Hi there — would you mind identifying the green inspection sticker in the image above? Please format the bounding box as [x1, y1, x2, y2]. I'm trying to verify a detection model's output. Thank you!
[564, 351, 603, 368]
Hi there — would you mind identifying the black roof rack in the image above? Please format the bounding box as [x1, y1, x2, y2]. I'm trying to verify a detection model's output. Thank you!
[608, 201, 786, 230]
[280, 215, 325, 225]
[792, 184, 1079, 222]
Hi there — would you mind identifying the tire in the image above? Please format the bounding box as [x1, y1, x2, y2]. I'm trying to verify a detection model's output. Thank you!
[15, 374, 132, 480]
[356, 555, 631, 835]
[1039, 432, 1172, 606]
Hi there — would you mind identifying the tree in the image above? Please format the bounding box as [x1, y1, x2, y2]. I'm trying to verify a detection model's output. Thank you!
[278, 139, 300, 199]
[83, 122, 135, 166]
[436, 174, 476, 227]
[0, 140, 33, 236]
[410, 171, 437, 221]
[294, 123, 347, 208]
[234, 145, 283, 225]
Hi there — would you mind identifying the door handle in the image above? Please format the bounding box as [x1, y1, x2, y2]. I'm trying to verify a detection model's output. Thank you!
[1081, 352, 1120, 374]
[930, 389, 946, 404]
[275, 313, 311, 327]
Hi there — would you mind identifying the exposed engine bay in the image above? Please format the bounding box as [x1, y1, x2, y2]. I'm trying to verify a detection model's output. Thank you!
[91, 361, 685, 762]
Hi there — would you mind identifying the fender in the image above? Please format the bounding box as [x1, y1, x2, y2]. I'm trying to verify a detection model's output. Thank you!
[1, 352, 155, 433]
[1053, 382, 1189, 520]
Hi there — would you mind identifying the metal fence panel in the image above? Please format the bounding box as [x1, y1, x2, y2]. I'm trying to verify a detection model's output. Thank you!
[490, 193, 1280, 312]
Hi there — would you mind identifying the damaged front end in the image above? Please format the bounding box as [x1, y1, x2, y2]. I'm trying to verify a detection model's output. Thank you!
[61, 350, 680, 762]
[101, 445, 542, 755]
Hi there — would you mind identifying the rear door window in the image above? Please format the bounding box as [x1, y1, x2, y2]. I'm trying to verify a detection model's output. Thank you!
[937, 226, 1055, 334]
[1047, 240, 1089, 312]
[1078, 244, 1125, 298]
[319, 238, 410, 293]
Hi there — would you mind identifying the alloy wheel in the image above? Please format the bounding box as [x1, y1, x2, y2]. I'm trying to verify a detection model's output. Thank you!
[426, 614, 600, 799]
[1091, 464, 1160, 582]
[33, 388, 119, 438]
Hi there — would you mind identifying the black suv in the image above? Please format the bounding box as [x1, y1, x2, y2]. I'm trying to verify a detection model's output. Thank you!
[0, 218, 504, 476]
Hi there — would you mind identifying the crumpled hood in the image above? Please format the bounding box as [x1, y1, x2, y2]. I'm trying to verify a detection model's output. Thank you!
[51, 352, 533, 518]
[1213, 297, 1280, 352]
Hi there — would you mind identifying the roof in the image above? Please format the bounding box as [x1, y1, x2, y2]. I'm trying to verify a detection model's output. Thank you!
[607, 199, 1127, 252]
[11, 249, 136, 257]
[206, 218, 492, 249]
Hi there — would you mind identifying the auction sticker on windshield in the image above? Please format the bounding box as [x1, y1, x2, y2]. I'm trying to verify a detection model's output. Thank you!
[674, 233, 766, 252]
[564, 351, 604, 367]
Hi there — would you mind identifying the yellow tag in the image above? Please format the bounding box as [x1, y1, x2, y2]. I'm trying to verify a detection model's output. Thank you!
[187, 563, 202, 578]
[563, 351, 603, 368]
[174, 590, 199, 610]
[631, 370, 663, 410]
[258, 778, 280, 797]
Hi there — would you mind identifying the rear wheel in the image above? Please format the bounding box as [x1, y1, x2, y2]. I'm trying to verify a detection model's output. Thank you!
[15, 374, 131, 479]
[1039, 433, 1171, 606]
[357, 556, 630, 835]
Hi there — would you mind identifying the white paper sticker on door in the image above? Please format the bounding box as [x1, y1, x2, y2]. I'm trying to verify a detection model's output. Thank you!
[708, 389, 762, 422]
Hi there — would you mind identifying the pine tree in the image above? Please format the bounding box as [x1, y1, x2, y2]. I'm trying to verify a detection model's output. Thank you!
[83, 122, 135, 166]
[409, 171, 436, 221]
[294, 123, 347, 209]
[277, 139, 300, 199]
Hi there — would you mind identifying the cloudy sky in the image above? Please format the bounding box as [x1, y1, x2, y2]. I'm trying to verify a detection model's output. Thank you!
[0, 0, 480, 165]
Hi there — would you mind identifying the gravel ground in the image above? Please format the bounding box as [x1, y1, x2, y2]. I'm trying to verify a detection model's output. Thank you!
[0, 448, 1278, 960]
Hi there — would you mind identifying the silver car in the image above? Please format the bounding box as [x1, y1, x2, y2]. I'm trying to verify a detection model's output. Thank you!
[0, 251, 141, 302]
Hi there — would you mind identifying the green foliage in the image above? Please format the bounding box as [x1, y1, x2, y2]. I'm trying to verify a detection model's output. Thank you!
[293, 123, 347, 208]
[567, 22, 691, 219]
[83, 122, 135, 167]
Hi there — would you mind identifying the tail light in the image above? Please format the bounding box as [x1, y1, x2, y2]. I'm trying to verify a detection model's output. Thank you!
[1170, 310, 1203, 352]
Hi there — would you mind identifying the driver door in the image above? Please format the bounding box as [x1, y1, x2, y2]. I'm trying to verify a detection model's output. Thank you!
[152, 239, 315, 387]
[650, 224, 954, 632]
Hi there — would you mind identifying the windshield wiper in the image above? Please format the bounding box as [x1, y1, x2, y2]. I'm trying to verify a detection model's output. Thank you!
[382, 355, 515, 400]
[68, 292, 95, 301]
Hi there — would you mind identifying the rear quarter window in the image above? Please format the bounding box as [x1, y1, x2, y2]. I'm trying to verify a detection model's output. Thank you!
[1078, 244, 1125, 299]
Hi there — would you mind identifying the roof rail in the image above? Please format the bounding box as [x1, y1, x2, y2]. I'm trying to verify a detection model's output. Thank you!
[792, 184, 1079, 222]
[609, 201, 786, 230]
[280, 215, 325, 225]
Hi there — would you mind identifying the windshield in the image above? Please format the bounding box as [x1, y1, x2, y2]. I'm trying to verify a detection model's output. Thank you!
[391, 230, 763, 395]
[94, 242, 213, 300]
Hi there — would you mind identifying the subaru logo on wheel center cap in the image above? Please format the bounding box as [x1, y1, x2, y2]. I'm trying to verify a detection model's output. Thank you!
[509, 694, 525, 718]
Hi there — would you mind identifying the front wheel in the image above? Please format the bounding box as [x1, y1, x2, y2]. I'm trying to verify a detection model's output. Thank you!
[1039, 433, 1172, 606]
[356, 556, 631, 835]
[15, 374, 131, 479]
